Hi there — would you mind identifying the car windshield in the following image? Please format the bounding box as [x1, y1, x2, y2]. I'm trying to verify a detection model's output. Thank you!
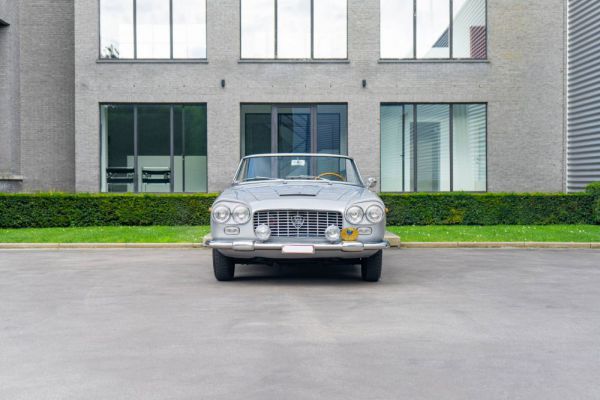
[236, 155, 363, 186]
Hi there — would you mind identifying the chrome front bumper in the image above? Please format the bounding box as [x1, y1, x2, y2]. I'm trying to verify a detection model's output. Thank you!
[207, 240, 389, 252]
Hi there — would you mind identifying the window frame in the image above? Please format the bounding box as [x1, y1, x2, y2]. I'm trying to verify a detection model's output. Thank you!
[379, 0, 488, 61]
[380, 102, 488, 193]
[98, 0, 208, 61]
[99, 103, 208, 193]
[239, 0, 349, 61]
[240, 103, 349, 157]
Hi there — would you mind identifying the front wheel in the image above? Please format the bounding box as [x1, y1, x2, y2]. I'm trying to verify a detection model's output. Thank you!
[361, 250, 383, 282]
[213, 249, 235, 281]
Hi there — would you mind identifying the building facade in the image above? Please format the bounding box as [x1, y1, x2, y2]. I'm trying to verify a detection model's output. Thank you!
[1, 0, 587, 194]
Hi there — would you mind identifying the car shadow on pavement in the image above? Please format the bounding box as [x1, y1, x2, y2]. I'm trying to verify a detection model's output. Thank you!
[232, 263, 368, 283]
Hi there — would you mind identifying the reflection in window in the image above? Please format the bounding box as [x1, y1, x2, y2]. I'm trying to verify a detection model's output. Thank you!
[241, 0, 276, 58]
[101, 104, 207, 193]
[278, 106, 312, 153]
[100, 0, 134, 59]
[380, 0, 486, 59]
[417, 0, 450, 59]
[317, 105, 347, 154]
[313, 0, 348, 59]
[137, 105, 171, 192]
[381, 103, 486, 192]
[241, 105, 273, 155]
[136, 0, 170, 59]
[240, 0, 347, 59]
[453, 104, 486, 191]
[241, 104, 348, 156]
[277, 0, 311, 59]
[100, 0, 206, 59]
[380, 0, 413, 59]
[453, 0, 486, 59]
[416, 104, 450, 191]
[101, 105, 135, 192]
[173, 0, 207, 58]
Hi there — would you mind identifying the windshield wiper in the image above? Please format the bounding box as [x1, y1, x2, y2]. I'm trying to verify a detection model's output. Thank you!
[285, 175, 326, 181]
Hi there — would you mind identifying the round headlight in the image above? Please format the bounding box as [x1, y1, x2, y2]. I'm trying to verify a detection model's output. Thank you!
[232, 206, 251, 224]
[345, 206, 364, 225]
[366, 205, 384, 223]
[324, 225, 341, 243]
[212, 205, 231, 223]
[255, 224, 271, 241]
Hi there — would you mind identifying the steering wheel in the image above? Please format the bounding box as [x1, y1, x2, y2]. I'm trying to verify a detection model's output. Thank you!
[317, 172, 346, 182]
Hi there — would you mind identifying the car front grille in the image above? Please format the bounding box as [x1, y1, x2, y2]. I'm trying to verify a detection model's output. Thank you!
[253, 210, 343, 238]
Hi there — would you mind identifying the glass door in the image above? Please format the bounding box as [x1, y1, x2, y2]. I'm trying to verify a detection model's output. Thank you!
[276, 106, 312, 153]
[241, 104, 347, 156]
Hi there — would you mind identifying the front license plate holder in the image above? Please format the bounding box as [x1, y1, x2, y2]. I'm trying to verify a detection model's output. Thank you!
[282, 245, 315, 255]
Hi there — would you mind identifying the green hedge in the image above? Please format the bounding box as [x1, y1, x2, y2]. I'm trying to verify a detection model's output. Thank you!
[0, 190, 597, 228]
[0, 193, 217, 228]
[587, 183, 600, 224]
[381, 193, 595, 226]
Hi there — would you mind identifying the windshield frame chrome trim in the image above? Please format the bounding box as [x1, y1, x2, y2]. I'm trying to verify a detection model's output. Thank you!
[232, 153, 365, 187]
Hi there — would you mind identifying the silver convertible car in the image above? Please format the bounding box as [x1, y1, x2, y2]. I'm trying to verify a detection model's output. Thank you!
[206, 154, 389, 282]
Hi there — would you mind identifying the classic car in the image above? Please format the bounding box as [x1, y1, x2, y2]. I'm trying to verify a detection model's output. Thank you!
[206, 153, 389, 282]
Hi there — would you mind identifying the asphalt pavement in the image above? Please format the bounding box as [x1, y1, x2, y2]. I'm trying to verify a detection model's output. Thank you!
[1, 248, 599, 400]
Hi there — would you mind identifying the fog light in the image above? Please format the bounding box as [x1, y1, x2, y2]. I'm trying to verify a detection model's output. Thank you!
[325, 225, 341, 243]
[224, 226, 240, 235]
[255, 224, 271, 241]
[358, 227, 372, 235]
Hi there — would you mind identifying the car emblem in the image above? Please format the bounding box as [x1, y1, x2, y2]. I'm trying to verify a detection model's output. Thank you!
[291, 215, 305, 229]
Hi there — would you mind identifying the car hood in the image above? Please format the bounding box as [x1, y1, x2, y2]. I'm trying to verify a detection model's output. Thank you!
[216, 182, 382, 210]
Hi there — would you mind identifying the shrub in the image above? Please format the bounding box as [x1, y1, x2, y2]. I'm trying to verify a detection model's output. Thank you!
[0, 193, 218, 228]
[0, 192, 596, 228]
[380, 192, 595, 226]
[587, 182, 600, 224]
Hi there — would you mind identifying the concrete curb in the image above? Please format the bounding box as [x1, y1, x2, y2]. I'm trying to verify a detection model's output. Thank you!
[0, 243, 205, 249]
[0, 239, 597, 250]
[401, 242, 600, 249]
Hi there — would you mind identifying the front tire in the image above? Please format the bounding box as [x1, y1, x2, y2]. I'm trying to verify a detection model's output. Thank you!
[213, 249, 235, 281]
[361, 250, 383, 282]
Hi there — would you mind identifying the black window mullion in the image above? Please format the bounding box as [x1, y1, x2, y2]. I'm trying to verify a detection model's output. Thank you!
[310, 0, 314, 59]
[271, 105, 278, 153]
[170, 106, 175, 193]
[274, 0, 278, 58]
[401, 105, 406, 193]
[413, 104, 417, 192]
[134, 106, 139, 192]
[182, 107, 186, 193]
[169, 0, 174, 59]
[310, 105, 317, 153]
[449, 0, 453, 59]
[449, 104, 454, 192]
[133, 0, 138, 59]
[413, 0, 417, 59]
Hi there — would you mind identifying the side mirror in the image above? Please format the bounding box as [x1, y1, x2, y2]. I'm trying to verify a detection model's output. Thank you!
[366, 177, 377, 189]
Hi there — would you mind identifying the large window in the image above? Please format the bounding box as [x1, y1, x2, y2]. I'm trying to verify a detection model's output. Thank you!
[100, 0, 207, 59]
[380, 0, 486, 60]
[381, 103, 486, 192]
[101, 104, 207, 193]
[241, 104, 347, 156]
[241, 0, 347, 59]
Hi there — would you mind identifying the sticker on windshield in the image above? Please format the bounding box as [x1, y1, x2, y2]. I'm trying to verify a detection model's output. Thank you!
[291, 160, 306, 167]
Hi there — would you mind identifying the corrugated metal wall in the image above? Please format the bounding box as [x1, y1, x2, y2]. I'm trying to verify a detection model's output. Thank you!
[568, 0, 600, 191]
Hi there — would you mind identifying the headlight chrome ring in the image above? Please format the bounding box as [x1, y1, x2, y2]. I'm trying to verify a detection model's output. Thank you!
[366, 205, 384, 223]
[212, 205, 231, 224]
[345, 206, 364, 225]
[232, 206, 251, 224]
